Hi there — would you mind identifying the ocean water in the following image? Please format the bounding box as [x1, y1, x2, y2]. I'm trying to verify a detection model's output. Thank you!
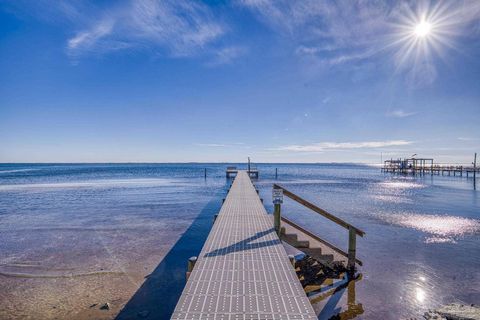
[0, 163, 479, 319]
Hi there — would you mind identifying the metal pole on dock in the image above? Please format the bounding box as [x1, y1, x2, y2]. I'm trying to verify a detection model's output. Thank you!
[275, 168, 278, 179]
[248, 157, 251, 174]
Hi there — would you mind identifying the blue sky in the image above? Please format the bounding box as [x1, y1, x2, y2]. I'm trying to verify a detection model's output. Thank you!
[0, 0, 479, 163]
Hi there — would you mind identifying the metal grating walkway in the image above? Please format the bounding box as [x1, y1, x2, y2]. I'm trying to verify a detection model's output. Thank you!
[171, 171, 316, 320]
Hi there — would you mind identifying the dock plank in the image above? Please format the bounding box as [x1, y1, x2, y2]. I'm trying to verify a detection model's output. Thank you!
[171, 171, 316, 320]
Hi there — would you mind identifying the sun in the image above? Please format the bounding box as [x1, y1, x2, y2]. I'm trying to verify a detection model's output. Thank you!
[414, 21, 432, 37]
[387, 1, 465, 85]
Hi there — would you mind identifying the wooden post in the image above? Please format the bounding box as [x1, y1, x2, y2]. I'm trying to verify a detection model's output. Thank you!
[204, 168, 207, 179]
[274, 203, 281, 235]
[348, 226, 356, 272]
[248, 157, 251, 174]
[474, 153, 477, 190]
[275, 168, 278, 179]
[186, 256, 197, 280]
[288, 255, 296, 268]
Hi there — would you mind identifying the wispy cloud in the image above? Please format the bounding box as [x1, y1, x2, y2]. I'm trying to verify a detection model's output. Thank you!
[66, 0, 226, 58]
[68, 19, 117, 53]
[240, 0, 390, 65]
[10, 0, 240, 62]
[240, 0, 480, 83]
[195, 143, 227, 148]
[273, 140, 412, 152]
[195, 142, 250, 148]
[387, 109, 417, 118]
[457, 137, 479, 142]
[206, 46, 248, 66]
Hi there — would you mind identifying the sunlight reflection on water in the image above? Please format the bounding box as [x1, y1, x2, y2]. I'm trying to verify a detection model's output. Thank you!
[0, 178, 185, 192]
[382, 213, 480, 243]
[416, 287, 426, 303]
[380, 180, 426, 190]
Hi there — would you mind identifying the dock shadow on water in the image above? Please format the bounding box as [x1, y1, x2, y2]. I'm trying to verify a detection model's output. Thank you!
[115, 195, 223, 320]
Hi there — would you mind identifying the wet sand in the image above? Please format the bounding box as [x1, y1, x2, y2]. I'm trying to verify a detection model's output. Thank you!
[0, 222, 189, 320]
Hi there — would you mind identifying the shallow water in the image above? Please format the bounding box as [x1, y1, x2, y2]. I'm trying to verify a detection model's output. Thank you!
[0, 163, 478, 319]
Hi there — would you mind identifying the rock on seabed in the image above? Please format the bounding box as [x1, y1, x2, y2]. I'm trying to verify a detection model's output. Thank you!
[99, 302, 110, 310]
[424, 304, 480, 320]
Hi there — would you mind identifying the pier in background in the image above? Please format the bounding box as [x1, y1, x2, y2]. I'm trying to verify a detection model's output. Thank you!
[382, 154, 478, 179]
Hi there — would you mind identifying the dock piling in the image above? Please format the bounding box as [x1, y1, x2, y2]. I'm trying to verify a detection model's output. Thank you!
[474, 153, 477, 190]
[186, 256, 197, 280]
[288, 254, 296, 268]
[273, 203, 281, 235]
[348, 227, 357, 272]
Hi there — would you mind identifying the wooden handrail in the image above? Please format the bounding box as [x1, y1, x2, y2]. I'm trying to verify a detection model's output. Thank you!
[281, 216, 362, 266]
[273, 184, 365, 237]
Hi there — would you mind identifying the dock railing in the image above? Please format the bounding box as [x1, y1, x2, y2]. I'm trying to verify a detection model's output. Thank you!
[273, 184, 365, 271]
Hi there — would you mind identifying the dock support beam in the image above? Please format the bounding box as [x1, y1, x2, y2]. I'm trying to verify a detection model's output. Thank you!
[274, 203, 281, 236]
[348, 227, 356, 272]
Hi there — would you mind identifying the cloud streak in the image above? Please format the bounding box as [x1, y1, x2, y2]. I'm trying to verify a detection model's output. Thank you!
[206, 46, 248, 66]
[240, 0, 391, 65]
[387, 109, 417, 118]
[195, 142, 249, 148]
[66, 0, 226, 58]
[240, 0, 480, 84]
[273, 140, 412, 152]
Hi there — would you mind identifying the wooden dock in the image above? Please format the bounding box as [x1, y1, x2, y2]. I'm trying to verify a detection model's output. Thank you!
[382, 155, 479, 178]
[171, 171, 316, 319]
[226, 166, 259, 179]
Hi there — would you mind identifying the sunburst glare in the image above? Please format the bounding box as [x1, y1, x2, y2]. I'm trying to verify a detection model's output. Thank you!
[387, 1, 465, 85]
